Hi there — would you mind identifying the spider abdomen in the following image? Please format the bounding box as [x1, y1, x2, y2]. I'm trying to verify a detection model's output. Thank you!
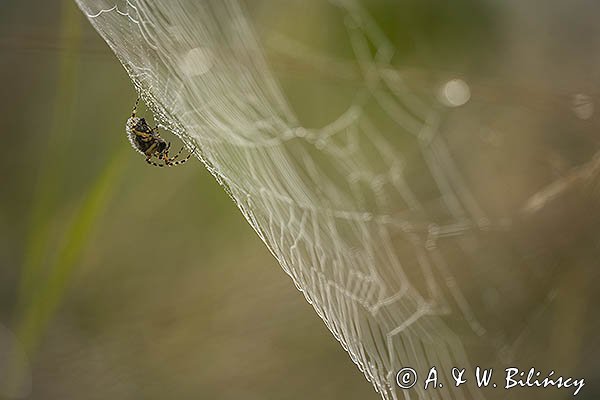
[126, 116, 167, 156]
[126, 98, 194, 168]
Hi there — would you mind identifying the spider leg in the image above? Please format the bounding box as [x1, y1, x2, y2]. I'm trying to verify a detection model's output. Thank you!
[168, 145, 196, 167]
[131, 96, 140, 118]
[145, 156, 165, 167]
[135, 130, 153, 142]
[144, 142, 158, 157]
[160, 142, 174, 166]
[168, 146, 185, 162]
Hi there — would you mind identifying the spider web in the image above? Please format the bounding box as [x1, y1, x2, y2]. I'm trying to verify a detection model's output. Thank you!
[73, 1, 577, 399]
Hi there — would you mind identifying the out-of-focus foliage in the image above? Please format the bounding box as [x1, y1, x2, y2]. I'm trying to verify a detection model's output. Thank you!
[2, 1, 600, 399]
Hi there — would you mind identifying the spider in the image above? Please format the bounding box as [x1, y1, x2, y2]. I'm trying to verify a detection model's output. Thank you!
[125, 97, 194, 167]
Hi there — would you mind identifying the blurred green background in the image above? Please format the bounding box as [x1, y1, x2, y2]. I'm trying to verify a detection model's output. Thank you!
[2, 0, 600, 399]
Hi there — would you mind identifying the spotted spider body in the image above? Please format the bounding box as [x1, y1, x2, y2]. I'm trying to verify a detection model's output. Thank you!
[126, 116, 168, 155]
[126, 98, 193, 167]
